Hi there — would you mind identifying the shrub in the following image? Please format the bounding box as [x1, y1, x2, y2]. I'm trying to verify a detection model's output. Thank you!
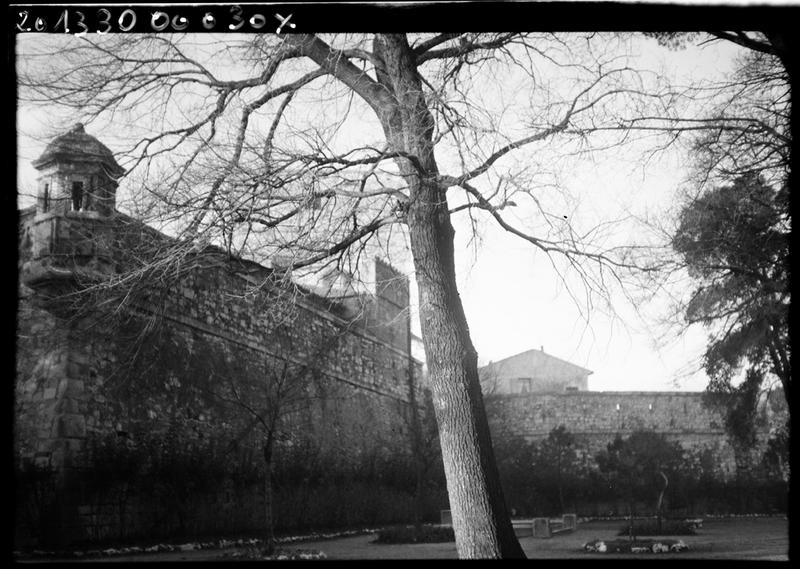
[617, 519, 696, 536]
[373, 524, 455, 544]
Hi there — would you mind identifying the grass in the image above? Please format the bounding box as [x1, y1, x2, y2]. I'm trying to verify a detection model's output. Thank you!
[373, 525, 455, 544]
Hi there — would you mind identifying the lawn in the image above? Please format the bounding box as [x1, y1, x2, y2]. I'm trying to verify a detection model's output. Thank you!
[14, 516, 789, 561]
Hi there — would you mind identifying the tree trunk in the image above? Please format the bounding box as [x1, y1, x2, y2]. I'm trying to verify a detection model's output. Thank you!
[628, 497, 635, 541]
[372, 34, 524, 559]
[556, 457, 565, 514]
[263, 438, 275, 555]
[656, 471, 668, 533]
[409, 191, 523, 558]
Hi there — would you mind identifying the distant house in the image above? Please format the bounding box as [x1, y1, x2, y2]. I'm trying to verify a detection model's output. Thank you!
[479, 347, 593, 394]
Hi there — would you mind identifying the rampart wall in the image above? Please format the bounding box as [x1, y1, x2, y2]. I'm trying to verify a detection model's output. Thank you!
[16, 209, 426, 544]
[486, 391, 774, 477]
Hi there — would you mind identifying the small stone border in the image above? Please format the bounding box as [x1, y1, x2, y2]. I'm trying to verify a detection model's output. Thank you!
[584, 538, 689, 554]
[587, 513, 783, 521]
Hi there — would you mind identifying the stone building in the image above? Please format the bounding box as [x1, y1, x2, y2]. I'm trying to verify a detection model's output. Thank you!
[16, 124, 427, 545]
[479, 347, 593, 394]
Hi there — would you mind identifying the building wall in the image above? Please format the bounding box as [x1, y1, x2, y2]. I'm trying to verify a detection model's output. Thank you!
[480, 349, 591, 395]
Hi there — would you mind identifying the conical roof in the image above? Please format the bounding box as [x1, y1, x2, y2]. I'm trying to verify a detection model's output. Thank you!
[32, 123, 125, 178]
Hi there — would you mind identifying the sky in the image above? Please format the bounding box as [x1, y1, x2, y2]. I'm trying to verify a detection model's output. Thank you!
[448, 37, 743, 392]
[16, 32, 748, 393]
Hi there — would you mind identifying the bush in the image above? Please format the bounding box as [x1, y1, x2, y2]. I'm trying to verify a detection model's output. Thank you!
[617, 519, 696, 536]
[373, 524, 455, 544]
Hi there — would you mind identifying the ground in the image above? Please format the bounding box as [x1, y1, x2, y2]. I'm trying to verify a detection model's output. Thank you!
[16, 516, 789, 561]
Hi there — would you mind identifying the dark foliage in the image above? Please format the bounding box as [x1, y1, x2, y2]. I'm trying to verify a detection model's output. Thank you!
[493, 426, 788, 519]
[616, 519, 696, 536]
[373, 524, 455, 544]
[595, 430, 684, 515]
[674, 175, 790, 439]
[14, 459, 60, 548]
[494, 425, 591, 517]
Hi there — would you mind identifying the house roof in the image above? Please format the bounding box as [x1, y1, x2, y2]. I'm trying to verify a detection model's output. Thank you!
[480, 348, 593, 379]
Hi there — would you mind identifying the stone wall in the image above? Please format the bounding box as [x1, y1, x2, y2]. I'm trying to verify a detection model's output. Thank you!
[16, 207, 427, 545]
[486, 390, 775, 478]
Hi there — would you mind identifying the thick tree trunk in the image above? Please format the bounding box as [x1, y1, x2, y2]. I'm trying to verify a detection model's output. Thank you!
[408, 185, 523, 558]
[372, 34, 524, 559]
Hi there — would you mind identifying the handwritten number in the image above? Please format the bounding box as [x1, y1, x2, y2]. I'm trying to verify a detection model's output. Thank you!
[249, 14, 266, 30]
[151, 11, 169, 31]
[74, 11, 88, 35]
[229, 5, 244, 30]
[118, 9, 137, 32]
[15, 7, 280, 34]
[54, 10, 68, 33]
[97, 9, 112, 33]
[172, 16, 189, 31]
[17, 11, 30, 32]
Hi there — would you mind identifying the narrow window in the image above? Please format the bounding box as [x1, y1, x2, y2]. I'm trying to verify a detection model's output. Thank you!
[518, 378, 532, 394]
[42, 183, 49, 212]
[71, 181, 84, 211]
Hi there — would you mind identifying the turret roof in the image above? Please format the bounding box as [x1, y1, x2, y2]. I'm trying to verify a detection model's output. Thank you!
[32, 123, 125, 177]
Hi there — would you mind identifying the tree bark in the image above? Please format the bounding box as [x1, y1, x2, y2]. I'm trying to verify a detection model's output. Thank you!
[408, 179, 523, 558]
[372, 35, 524, 558]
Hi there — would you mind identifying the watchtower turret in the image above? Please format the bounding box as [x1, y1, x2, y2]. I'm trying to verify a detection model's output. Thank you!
[21, 123, 125, 289]
[32, 122, 124, 216]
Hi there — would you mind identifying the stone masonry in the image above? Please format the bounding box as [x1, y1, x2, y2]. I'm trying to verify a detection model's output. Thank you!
[486, 389, 780, 478]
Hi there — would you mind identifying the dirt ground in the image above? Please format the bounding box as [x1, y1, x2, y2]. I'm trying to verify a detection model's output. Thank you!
[18, 517, 790, 562]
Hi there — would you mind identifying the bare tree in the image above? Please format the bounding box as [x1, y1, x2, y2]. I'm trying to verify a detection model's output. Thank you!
[18, 33, 689, 557]
[209, 318, 343, 555]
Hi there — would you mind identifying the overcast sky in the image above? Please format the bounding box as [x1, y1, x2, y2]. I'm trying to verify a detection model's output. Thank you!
[16, 32, 748, 393]
[449, 37, 744, 392]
